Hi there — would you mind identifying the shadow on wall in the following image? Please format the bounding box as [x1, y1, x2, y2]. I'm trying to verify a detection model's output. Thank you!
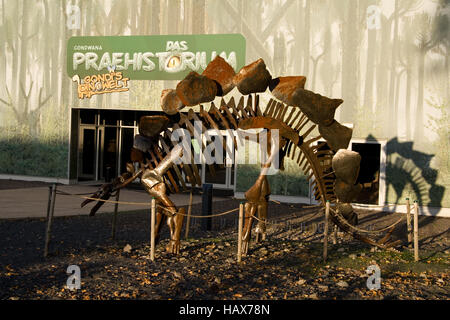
[0, 139, 68, 178]
[384, 137, 445, 208]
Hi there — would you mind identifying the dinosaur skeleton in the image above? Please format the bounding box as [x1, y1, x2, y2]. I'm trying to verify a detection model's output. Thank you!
[82, 56, 400, 254]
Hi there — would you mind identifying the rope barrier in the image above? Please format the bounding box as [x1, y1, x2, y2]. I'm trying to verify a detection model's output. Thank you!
[352, 203, 407, 209]
[56, 189, 240, 219]
[328, 207, 404, 235]
[55, 189, 404, 235]
[56, 190, 104, 196]
[156, 204, 240, 218]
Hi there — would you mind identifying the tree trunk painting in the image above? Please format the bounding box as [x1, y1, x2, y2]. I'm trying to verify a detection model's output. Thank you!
[303, 0, 310, 81]
[340, 0, 359, 123]
[414, 50, 426, 142]
[192, 0, 205, 34]
[387, 0, 400, 135]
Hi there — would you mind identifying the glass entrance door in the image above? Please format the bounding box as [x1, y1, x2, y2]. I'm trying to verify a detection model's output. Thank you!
[202, 133, 235, 190]
[78, 127, 98, 180]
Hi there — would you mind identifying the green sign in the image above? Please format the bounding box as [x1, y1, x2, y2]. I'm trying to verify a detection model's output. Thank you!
[67, 34, 246, 80]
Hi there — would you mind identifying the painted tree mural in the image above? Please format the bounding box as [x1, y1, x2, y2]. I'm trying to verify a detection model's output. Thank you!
[0, 0, 448, 208]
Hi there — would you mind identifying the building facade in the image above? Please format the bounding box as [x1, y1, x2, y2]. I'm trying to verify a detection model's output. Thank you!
[0, 0, 448, 216]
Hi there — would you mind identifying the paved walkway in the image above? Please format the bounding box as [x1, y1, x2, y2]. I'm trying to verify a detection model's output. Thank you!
[0, 184, 210, 219]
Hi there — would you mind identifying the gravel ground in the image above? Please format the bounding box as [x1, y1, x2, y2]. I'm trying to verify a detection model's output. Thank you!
[0, 180, 449, 300]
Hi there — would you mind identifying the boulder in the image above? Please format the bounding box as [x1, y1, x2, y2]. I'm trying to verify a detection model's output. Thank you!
[138, 115, 170, 138]
[290, 88, 343, 126]
[319, 120, 352, 151]
[202, 56, 235, 96]
[332, 149, 361, 185]
[269, 76, 307, 104]
[334, 178, 362, 203]
[233, 58, 271, 95]
[176, 71, 217, 106]
[161, 89, 185, 115]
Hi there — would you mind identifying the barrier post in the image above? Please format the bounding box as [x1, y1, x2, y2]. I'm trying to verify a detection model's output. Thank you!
[44, 183, 57, 258]
[185, 189, 193, 239]
[202, 184, 213, 231]
[150, 197, 156, 261]
[111, 189, 120, 240]
[323, 200, 330, 262]
[413, 201, 419, 261]
[406, 198, 412, 248]
[237, 202, 244, 263]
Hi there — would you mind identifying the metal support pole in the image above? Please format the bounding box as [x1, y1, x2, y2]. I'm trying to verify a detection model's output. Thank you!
[44, 183, 57, 258]
[150, 197, 156, 261]
[323, 201, 330, 262]
[202, 184, 213, 231]
[406, 198, 412, 248]
[184, 189, 193, 239]
[414, 201, 419, 262]
[237, 202, 244, 263]
[45, 185, 52, 220]
[111, 189, 120, 240]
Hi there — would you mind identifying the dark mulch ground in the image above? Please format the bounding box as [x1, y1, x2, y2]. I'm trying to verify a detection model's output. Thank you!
[0, 180, 449, 300]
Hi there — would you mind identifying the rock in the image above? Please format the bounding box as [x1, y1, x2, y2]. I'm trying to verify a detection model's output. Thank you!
[309, 293, 318, 299]
[233, 58, 271, 95]
[160, 89, 185, 115]
[176, 71, 217, 106]
[334, 179, 362, 203]
[138, 115, 170, 138]
[319, 120, 353, 151]
[318, 285, 329, 292]
[336, 281, 349, 288]
[332, 149, 361, 185]
[349, 254, 357, 260]
[360, 253, 366, 257]
[297, 278, 307, 285]
[337, 248, 346, 252]
[290, 88, 342, 126]
[202, 56, 236, 96]
[269, 76, 307, 104]
[123, 244, 132, 253]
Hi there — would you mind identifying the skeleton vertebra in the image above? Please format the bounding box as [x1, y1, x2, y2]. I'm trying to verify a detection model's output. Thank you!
[82, 56, 399, 254]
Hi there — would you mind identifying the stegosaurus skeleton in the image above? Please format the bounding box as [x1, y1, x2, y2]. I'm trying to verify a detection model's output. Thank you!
[82, 57, 399, 254]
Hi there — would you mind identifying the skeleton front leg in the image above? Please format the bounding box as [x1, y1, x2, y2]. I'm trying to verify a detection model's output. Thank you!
[140, 144, 185, 254]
